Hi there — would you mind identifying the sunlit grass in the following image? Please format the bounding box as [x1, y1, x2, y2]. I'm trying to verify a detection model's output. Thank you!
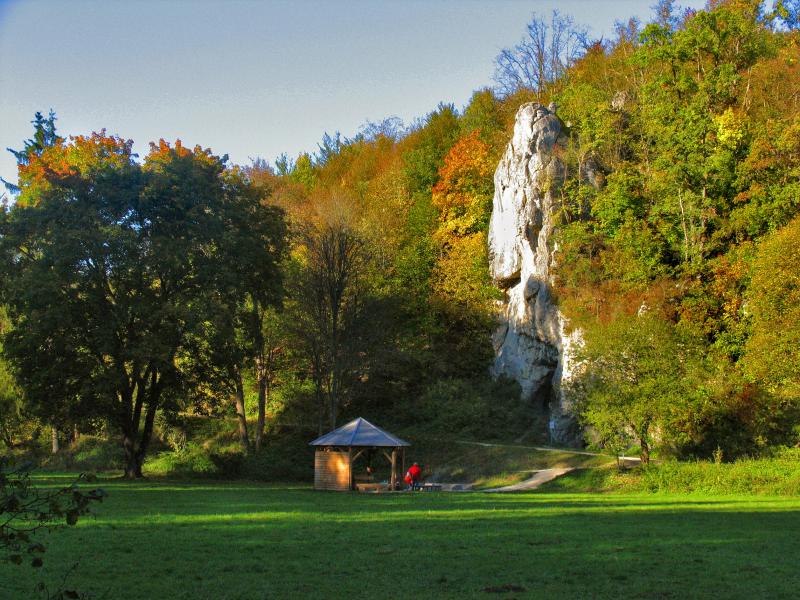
[2, 477, 798, 599]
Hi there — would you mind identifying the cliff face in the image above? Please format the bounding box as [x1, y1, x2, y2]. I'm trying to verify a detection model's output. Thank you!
[488, 102, 582, 446]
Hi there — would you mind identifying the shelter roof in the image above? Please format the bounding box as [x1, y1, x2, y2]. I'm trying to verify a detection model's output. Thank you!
[309, 417, 410, 448]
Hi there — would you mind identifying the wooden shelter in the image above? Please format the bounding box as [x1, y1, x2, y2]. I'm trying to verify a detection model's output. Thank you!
[309, 418, 410, 491]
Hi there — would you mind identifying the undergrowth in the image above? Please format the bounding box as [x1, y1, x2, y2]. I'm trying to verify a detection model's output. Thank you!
[542, 447, 800, 496]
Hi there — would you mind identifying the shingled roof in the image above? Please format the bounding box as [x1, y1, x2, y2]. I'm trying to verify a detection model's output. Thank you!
[309, 417, 410, 448]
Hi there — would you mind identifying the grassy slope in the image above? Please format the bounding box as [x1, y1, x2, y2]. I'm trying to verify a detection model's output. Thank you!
[3, 477, 799, 599]
[409, 438, 612, 488]
[33, 428, 616, 487]
[542, 449, 800, 496]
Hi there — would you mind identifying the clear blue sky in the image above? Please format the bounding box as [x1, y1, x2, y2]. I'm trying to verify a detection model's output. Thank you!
[0, 0, 706, 186]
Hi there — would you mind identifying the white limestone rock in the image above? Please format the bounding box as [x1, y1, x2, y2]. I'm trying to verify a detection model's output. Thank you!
[488, 102, 583, 445]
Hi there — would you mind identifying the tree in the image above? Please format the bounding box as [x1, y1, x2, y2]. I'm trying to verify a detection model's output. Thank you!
[1, 110, 61, 195]
[573, 313, 703, 463]
[0, 132, 286, 477]
[253, 306, 288, 452]
[193, 171, 287, 452]
[635, 3, 771, 266]
[0, 307, 23, 449]
[494, 10, 589, 98]
[294, 216, 371, 431]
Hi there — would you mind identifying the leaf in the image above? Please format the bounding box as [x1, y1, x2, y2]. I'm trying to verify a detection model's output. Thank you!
[31, 557, 43, 568]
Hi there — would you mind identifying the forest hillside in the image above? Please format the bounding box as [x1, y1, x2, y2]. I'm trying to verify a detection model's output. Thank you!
[1, 0, 798, 475]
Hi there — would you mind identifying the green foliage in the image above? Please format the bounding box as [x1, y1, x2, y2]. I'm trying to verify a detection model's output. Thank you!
[0, 308, 23, 448]
[402, 103, 460, 194]
[289, 152, 316, 187]
[551, 1, 800, 457]
[600, 219, 668, 284]
[574, 313, 707, 462]
[591, 168, 646, 237]
[1, 110, 61, 194]
[460, 89, 505, 147]
[1, 460, 104, 569]
[40, 434, 124, 472]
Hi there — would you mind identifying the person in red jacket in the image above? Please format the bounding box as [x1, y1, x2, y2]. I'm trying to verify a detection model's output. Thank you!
[404, 462, 422, 491]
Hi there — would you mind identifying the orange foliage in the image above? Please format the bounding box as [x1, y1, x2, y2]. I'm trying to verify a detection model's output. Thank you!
[16, 131, 134, 206]
[431, 131, 494, 238]
[144, 139, 222, 171]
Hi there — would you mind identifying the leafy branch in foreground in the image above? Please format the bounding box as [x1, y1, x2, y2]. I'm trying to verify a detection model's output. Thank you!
[1, 459, 105, 568]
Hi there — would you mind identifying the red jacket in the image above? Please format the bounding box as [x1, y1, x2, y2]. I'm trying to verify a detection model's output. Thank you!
[407, 464, 421, 482]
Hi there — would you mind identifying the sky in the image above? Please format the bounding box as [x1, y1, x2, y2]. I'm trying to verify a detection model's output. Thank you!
[0, 0, 707, 187]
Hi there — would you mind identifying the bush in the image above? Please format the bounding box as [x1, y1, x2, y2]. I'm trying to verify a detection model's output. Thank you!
[43, 435, 124, 472]
[144, 443, 217, 477]
[209, 450, 246, 478]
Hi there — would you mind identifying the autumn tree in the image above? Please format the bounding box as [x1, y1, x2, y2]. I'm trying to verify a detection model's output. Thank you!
[0, 131, 286, 477]
[1, 110, 61, 195]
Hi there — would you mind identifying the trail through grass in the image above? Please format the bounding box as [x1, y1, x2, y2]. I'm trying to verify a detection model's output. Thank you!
[2, 476, 799, 599]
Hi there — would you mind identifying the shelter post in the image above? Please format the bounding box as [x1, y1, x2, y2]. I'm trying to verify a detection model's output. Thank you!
[390, 448, 397, 490]
[348, 447, 353, 490]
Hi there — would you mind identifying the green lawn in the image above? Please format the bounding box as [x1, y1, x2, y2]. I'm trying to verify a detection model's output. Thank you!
[3, 477, 799, 599]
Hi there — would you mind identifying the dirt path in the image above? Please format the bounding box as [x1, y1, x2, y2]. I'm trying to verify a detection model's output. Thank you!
[482, 467, 576, 492]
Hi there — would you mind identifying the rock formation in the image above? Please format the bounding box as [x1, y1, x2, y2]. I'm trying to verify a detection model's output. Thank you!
[488, 102, 583, 446]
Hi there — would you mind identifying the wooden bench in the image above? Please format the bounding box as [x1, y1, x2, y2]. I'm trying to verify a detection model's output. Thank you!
[355, 482, 385, 492]
[419, 483, 442, 492]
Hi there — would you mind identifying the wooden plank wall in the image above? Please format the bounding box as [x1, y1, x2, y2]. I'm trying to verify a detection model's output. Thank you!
[314, 450, 351, 491]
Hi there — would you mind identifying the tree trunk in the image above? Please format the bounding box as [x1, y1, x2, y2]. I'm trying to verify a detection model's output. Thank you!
[316, 382, 325, 436]
[51, 426, 59, 454]
[233, 371, 249, 452]
[329, 386, 337, 431]
[640, 438, 650, 465]
[123, 433, 142, 478]
[122, 404, 158, 478]
[255, 373, 267, 453]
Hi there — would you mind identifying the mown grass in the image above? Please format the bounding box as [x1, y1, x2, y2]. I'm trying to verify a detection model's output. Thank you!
[2, 476, 799, 599]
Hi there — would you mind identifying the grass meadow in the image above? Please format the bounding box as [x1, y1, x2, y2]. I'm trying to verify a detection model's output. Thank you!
[2, 475, 799, 599]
